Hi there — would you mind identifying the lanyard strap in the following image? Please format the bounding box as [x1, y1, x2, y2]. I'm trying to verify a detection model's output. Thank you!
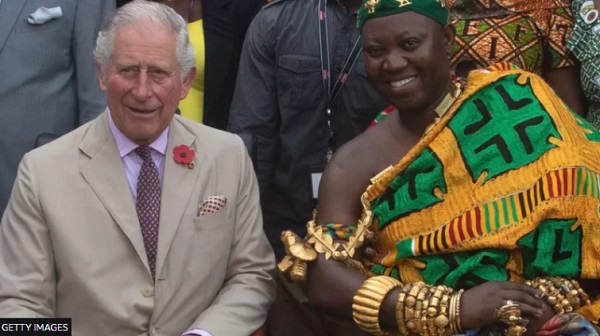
[318, 0, 362, 160]
[318, 0, 362, 106]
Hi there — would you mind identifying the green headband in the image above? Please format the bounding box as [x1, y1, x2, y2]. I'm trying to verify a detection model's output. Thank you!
[357, 0, 449, 32]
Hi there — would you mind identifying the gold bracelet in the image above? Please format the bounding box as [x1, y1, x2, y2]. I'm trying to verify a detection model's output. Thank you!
[449, 291, 457, 335]
[455, 289, 464, 334]
[421, 294, 431, 336]
[525, 277, 591, 315]
[573, 281, 591, 306]
[436, 293, 451, 336]
[396, 283, 414, 336]
[353, 276, 402, 335]
[426, 286, 444, 336]
[396, 291, 410, 335]
[404, 282, 425, 331]
[427, 286, 443, 316]
[449, 289, 464, 334]
[409, 287, 429, 334]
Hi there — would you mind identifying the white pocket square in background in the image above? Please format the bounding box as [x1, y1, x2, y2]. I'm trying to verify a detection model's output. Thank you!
[198, 195, 227, 216]
[28, 6, 62, 24]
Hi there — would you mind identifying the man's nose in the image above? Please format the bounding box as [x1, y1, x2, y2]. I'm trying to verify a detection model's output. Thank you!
[383, 50, 408, 71]
[131, 71, 152, 100]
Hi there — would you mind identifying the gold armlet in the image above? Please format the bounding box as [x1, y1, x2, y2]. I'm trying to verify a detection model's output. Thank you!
[279, 198, 377, 282]
[525, 277, 592, 314]
[306, 194, 374, 261]
[353, 276, 402, 335]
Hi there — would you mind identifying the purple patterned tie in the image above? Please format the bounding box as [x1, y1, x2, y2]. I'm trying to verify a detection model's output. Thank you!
[135, 146, 161, 280]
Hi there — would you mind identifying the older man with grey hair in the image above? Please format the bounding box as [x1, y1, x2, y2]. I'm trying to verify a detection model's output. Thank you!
[0, 1, 275, 335]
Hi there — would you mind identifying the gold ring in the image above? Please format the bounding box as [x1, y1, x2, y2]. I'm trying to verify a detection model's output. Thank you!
[495, 300, 522, 325]
[496, 300, 527, 336]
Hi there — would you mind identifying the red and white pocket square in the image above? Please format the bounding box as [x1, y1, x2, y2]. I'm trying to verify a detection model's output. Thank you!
[198, 195, 227, 216]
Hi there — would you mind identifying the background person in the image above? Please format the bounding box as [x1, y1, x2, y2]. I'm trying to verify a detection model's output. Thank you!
[228, 0, 389, 259]
[0, 0, 115, 215]
[568, 0, 600, 128]
[227, 0, 389, 334]
[448, 0, 587, 116]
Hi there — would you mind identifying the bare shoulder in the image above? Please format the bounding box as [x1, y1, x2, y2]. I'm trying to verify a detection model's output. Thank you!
[330, 122, 398, 179]
[317, 125, 393, 223]
[329, 132, 380, 182]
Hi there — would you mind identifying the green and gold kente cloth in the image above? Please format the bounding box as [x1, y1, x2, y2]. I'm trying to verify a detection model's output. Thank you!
[362, 64, 600, 320]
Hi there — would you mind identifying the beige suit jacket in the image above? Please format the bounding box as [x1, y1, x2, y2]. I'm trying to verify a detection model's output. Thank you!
[0, 112, 276, 336]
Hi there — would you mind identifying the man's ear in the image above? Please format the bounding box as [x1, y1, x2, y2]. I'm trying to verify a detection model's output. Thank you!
[95, 61, 108, 92]
[443, 23, 456, 56]
[179, 67, 197, 100]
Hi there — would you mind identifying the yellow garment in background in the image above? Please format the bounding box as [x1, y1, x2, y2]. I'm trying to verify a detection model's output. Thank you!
[179, 20, 205, 122]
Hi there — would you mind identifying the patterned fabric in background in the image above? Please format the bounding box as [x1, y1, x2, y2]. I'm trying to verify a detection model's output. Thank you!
[359, 64, 600, 320]
[568, 0, 600, 129]
[449, 0, 576, 77]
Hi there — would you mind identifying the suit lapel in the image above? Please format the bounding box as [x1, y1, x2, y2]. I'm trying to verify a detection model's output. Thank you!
[0, 1, 27, 55]
[79, 111, 150, 276]
[155, 118, 199, 279]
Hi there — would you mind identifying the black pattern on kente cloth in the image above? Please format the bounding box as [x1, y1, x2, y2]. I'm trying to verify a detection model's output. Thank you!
[448, 74, 561, 184]
[415, 250, 511, 289]
[518, 218, 583, 279]
[372, 148, 446, 229]
[135, 146, 161, 280]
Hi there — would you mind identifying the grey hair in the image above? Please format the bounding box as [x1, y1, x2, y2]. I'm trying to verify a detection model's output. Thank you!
[94, 0, 195, 81]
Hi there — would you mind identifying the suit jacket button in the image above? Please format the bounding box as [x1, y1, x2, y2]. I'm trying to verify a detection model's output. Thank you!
[142, 286, 155, 297]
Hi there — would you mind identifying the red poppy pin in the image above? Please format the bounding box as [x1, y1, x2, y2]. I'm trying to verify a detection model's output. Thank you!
[173, 145, 195, 169]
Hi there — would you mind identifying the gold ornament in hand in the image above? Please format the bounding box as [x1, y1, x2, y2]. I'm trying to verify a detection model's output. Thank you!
[495, 300, 521, 324]
[495, 300, 526, 336]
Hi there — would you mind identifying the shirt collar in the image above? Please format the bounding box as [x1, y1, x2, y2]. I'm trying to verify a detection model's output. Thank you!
[107, 110, 169, 158]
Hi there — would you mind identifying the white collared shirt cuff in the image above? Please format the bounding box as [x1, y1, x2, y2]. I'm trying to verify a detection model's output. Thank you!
[183, 329, 213, 336]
